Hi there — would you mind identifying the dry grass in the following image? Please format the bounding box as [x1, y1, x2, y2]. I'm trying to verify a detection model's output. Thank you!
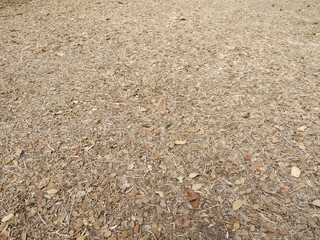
[0, 0, 319, 239]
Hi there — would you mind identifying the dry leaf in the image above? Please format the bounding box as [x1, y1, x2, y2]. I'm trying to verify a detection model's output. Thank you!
[252, 204, 260, 210]
[76, 236, 86, 240]
[251, 162, 263, 169]
[187, 189, 198, 201]
[104, 231, 112, 238]
[291, 166, 301, 178]
[244, 154, 252, 161]
[186, 126, 197, 132]
[297, 125, 307, 132]
[266, 223, 275, 233]
[176, 176, 184, 183]
[140, 107, 147, 112]
[1, 213, 14, 223]
[47, 189, 58, 194]
[272, 136, 279, 143]
[155, 191, 164, 198]
[234, 222, 240, 230]
[189, 172, 199, 179]
[197, 129, 205, 135]
[55, 110, 63, 115]
[175, 140, 186, 145]
[159, 164, 167, 171]
[21, 232, 27, 240]
[233, 199, 243, 211]
[192, 184, 203, 191]
[296, 142, 306, 150]
[311, 200, 320, 208]
[235, 177, 245, 185]
[280, 229, 290, 236]
[2, 230, 9, 239]
[133, 225, 139, 233]
[183, 219, 191, 227]
[215, 196, 223, 203]
[190, 198, 199, 208]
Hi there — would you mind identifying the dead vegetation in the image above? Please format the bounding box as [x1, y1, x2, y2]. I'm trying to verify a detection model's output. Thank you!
[0, 0, 319, 239]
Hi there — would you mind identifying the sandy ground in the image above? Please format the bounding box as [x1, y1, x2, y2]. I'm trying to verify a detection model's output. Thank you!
[0, 0, 320, 239]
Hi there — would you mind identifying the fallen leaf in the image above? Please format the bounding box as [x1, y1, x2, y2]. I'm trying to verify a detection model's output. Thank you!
[311, 200, 320, 207]
[155, 191, 164, 198]
[189, 173, 199, 179]
[76, 236, 86, 240]
[234, 222, 240, 230]
[190, 198, 199, 208]
[176, 176, 184, 183]
[104, 231, 112, 238]
[244, 154, 252, 161]
[183, 219, 191, 227]
[291, 166, 301, 178]
[159, 164, 167, 171]
[187, 189, 198, 201]
[296, 142, 306, 150]
[1, 230, 8, 239]
[21, 232, 27, 240]
[16, 148, 23, 157]
[266, 223, 275, 233]
[54, 110, 63, 115]
[272, 136, 279, 143]
[119, 1, 128, 4]
[1, 213, 14, 223]
[252, 204, 260, 210]
[235, 177, 245, 185]
[215, 196, 223, 203]
[251, 162, 263, 169]
[175, 140, 186, 145]
[47, 189, 58, 194]
[186, 126, 197, 132]
[197, 129, 205, 135]
[165, 124, 172, 129]
[297, 125, 307, 132]
[82, 219, 88, 226]
[140, 107, 147, 112]
[275, 125, 284, 131]
[233, 199, 243, 211]
[125, 140, 131, 145]
[192, 184, 203, 191]
[280, 229, 290, 236]
[133, 224, 139, 233]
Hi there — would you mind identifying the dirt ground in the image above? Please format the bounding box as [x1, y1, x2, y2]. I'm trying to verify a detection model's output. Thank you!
[0, 0, 319, 239]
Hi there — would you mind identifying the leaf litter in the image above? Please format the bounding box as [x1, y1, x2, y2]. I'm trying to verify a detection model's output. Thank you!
[0, 0, 319, 239]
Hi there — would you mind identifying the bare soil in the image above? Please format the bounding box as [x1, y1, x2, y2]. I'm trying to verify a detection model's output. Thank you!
[0, 0, 319, 239]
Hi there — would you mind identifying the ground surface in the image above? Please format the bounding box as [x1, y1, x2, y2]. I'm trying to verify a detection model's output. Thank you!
[0, 0, 320, 239]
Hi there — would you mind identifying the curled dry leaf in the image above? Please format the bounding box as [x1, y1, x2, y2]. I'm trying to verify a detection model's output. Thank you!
[233, 199, 243, 211]
[47, 189, 58, 194]
[183, 219, 191, 227]
[155, 191, 164, 198]
[297, 125, 307, 132]
[291, 166, 301, 178]
[192, 184, 203, 191]
[235, 177, 245, 185]
[174, 140, 186, 145]
[251, 162, 263, 169]
[189, 172, 199, 179]
[1, 213, 14, 223]
[311, 200, 320, 208]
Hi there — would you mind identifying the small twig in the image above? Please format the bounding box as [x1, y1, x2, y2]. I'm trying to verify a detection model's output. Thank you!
[38, 212, 47, 225]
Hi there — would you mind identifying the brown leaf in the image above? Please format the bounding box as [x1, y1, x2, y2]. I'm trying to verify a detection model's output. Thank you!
[266, 223, 275, 233]
[244, 154, 252, 161]
[133, 224, 139, 233]
[1, 230, 9, 239]
[187, 189, 198, 201]
[1, 213, 14, 223]
[190, 199, 200, 208]
[280, 229, 290, 236]
[125, 140, 131, 145]
[183, 219, 191, 227]
[251, 162, 263, 169]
